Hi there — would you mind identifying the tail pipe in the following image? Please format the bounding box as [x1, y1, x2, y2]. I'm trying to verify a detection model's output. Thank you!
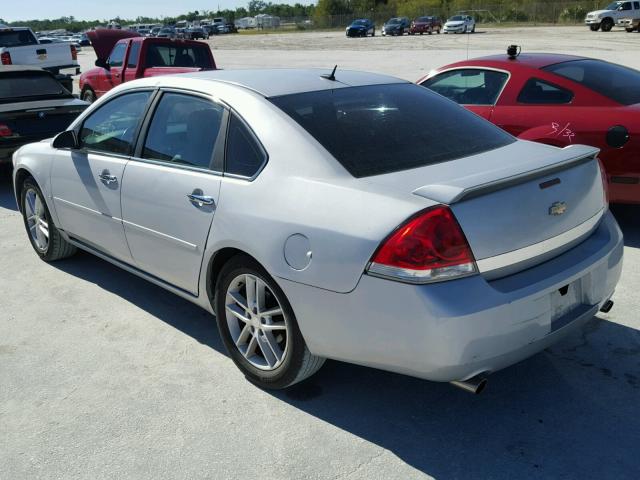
[450, 374, 488, 395]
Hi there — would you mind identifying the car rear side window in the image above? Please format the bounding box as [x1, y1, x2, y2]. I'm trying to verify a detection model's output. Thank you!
[127, 42, 140, 68]
[79, 91, 151, 155]
[108, 43, 126, 68]
[142, 92, 223, 170]
[225, 114, 266, 178]
[270, 83, 514, 178]
[145, 44, 210, 68]
[421, 69, 508, 105]
[543, 59, 640, 105]
[517, 78, 574, 104]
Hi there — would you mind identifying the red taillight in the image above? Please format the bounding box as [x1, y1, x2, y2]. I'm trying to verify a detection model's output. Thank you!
[597, 158, 609, 208]
[1, 51, 11, 65]
[70, 45, 77, 60]
[367, 205, 477, 284]
[0, 123, 13, 137]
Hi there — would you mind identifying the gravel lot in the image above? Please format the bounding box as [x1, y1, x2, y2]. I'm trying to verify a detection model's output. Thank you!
[3, 26, 640, 480]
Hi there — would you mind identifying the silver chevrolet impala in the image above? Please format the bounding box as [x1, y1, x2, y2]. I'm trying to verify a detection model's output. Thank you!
[12, 69, 623, 392]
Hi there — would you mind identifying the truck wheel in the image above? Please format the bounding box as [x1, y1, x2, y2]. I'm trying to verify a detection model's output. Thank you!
[590, 24, 601, 31]
[601, 18, 614, 31]
[626, 28, 634, 32]
[81, 87, 96, 103]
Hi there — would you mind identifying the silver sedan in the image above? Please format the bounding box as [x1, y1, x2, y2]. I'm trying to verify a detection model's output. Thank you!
[12, 69, 623, 392]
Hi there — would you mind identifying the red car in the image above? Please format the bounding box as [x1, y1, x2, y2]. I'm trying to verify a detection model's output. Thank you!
[409, 16, 442, 35]
[418, 53, 640, 204]
[79, 29, 216, 102]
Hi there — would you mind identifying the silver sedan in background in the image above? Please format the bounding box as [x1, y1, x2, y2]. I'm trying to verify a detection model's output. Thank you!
[12, 69, 622, 392]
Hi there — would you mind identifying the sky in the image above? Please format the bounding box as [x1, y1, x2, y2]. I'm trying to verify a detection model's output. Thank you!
[2, 0, 311, 22]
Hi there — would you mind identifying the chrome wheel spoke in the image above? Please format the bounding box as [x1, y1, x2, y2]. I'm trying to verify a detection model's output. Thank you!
[38, 218, 49, 238]
[226, 304, 250, 323]
[229, 291, 248, 311]
[260, 307, 283, 318]
[256, 332, 277, 368]
[261, 321, 286, 331]
[235, 323, 252, 347]
[243, 334, 258, 359]
[255, 278, 266, 314]
[260, 331, 283, 366]
[245, 275, 256, 311]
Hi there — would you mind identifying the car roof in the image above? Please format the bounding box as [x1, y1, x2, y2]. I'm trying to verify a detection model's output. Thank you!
[165, 68, 408, 98]
[451, 53, 586, 69]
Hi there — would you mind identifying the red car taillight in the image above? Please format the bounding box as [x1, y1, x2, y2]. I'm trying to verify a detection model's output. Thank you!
[367, 205, 477, 284]
[1, 51, 11, 65]
[70, 45, 77, 60]
[597, 158, 609, 209]
[0, 123, 13, 137]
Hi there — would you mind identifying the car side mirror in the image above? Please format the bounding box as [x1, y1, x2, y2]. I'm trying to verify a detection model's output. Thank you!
[52, 130, 79, 149]
[95, 58, 110, 70]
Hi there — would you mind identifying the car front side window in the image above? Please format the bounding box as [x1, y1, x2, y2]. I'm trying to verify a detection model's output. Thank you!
[142, 92, 224, 170]
[108, 43, 127, 67]
[421, 69, 508, 105]
[79, 91, 151, 155]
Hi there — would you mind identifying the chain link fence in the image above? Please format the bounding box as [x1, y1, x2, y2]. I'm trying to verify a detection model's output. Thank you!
[257, 2, 609, 31]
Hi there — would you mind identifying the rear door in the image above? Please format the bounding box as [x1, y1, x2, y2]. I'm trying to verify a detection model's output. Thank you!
[96, 42, 127, 96]
[419, 68, 509, 120]
[51, 90, 153, 262]
[120, 91, 226, 294]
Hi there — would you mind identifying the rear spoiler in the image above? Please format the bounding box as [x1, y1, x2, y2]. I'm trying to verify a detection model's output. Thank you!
[412, 144, 599, 204]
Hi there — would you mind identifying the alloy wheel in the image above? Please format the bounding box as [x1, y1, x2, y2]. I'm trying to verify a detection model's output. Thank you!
[224, 274, 289, 370]
[24, 188, 49, 252]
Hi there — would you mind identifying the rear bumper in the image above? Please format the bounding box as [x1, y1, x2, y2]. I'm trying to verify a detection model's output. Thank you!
[280, 210, 623, 382]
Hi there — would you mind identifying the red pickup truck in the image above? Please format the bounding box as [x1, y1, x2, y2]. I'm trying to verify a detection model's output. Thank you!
[79, 29, 216, 102]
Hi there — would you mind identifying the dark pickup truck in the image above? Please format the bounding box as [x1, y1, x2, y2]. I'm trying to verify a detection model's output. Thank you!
[0, 66, 88, 167]
[79, 29, 217, 102]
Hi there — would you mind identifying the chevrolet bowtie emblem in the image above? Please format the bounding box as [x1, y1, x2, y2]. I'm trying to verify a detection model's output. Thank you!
[549, 201, 567, 216]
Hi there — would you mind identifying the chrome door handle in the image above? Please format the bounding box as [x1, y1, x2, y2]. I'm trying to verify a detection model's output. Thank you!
[98, 172, 117, 184]
[187, 193, 215, 206]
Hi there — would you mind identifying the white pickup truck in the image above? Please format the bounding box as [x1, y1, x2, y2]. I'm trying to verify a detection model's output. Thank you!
[0, 25, 80, 91]
[585, 1, 640, 31]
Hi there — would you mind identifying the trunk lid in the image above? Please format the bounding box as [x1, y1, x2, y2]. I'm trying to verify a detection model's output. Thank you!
[0, 99, 87, 140]
[365, 141, 605, 276]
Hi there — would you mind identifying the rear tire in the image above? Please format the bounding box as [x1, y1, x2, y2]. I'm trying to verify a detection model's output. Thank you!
[20, 177, 76, 262]
[215, 255, 325, 389]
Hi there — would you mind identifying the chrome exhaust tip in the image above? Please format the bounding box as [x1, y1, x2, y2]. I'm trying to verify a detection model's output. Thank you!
[450, 374, 488, 395]
[600, 300, 614, 313]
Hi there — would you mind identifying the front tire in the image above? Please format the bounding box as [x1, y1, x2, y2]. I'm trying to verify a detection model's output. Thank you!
[215, 255, 325, 389]
[20, 177, 76, 262]
[601, 18, 614, 31]
[590, 23, 601, 31]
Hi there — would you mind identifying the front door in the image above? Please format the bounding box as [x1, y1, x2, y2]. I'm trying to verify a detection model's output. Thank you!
[51, 90, 153, 262]
[121, 91, 226, 294]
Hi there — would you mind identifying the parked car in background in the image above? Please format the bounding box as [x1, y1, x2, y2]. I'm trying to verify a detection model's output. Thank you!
[156, 27, 176, 39]
[0, 66, 87, 168]
[79, 33, 91, 46]
[443, 15, 475, 33]
[12, 68, 621, 391]
[618, 16, 640, 30]
[585, 1, 640, 31]
[0, 25, 80, 92]
[409, 16, 442, 35]
[185, 26, 208, 40]
[419, 53, 640, 203]
[150, 27, 162, 37]
[382, 17, 410, 36]
[79, 29, 216, 102]
[346, 19, 375, 37]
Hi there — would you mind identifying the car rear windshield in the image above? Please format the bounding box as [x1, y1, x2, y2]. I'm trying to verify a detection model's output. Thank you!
[269, 83, 515, 178]
[145, 43, 211, 68]
[0, 30, 38, 47]
[0, 72, 68, 103]
[543, 59, 640, 105]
